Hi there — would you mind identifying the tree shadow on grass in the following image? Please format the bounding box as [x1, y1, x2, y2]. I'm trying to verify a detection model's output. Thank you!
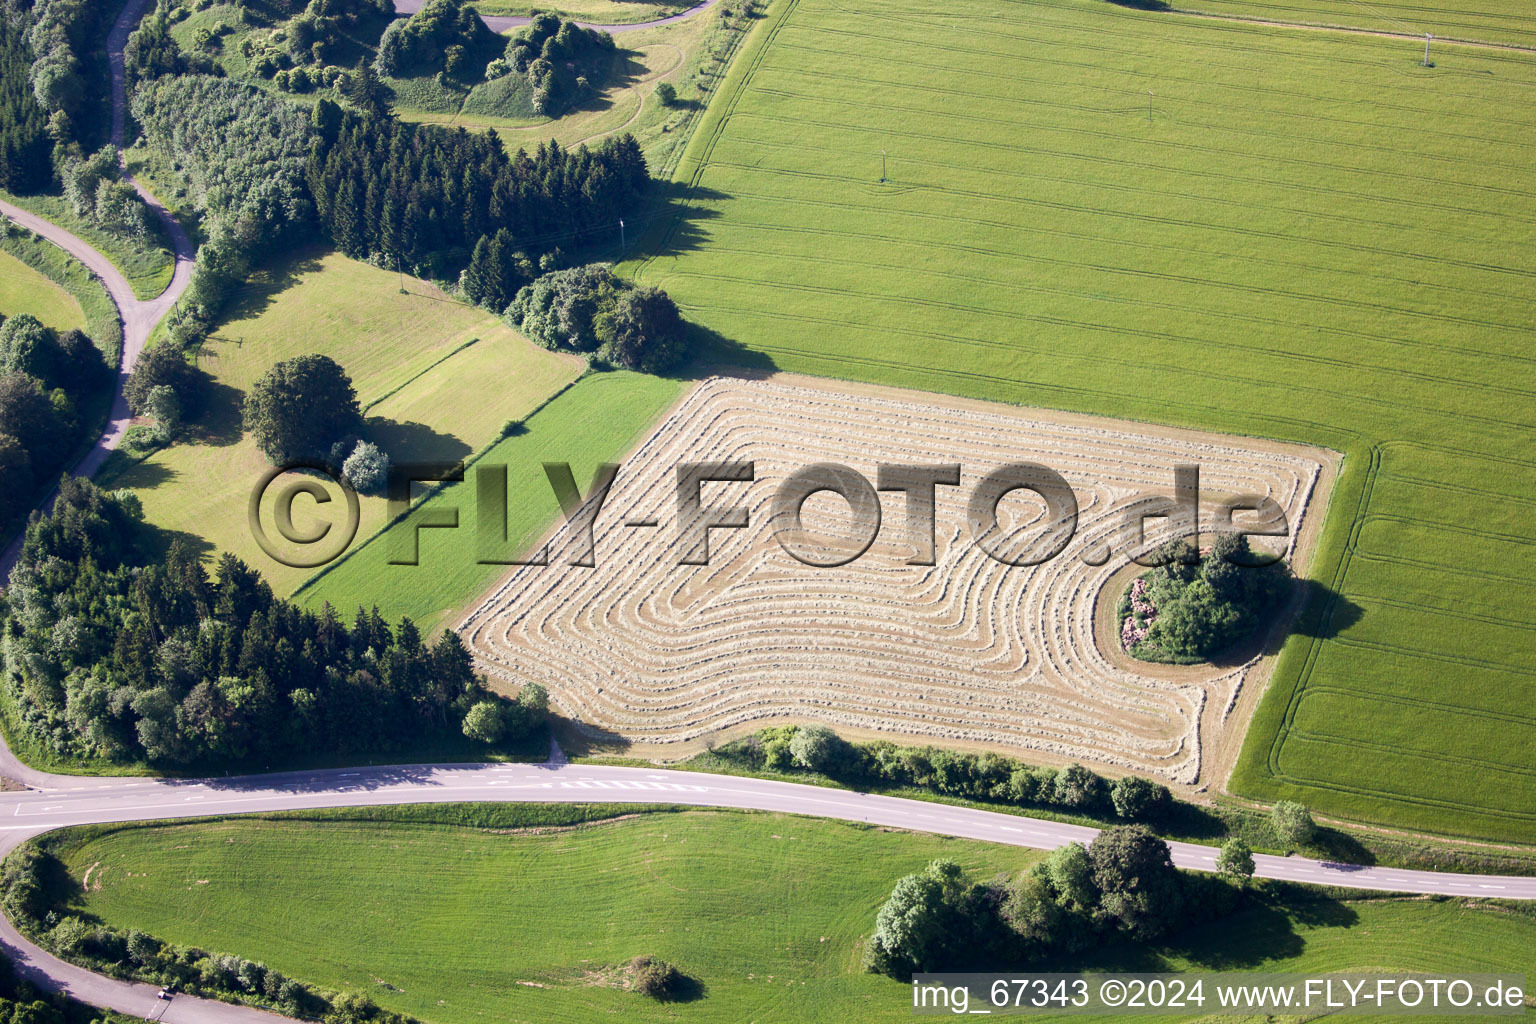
[1290, 578, 1364, 640]
[1309, 826, 1377, 867]
[1104, 0, 1170, 10]
[365, 416, 473, 466]
[553, 716, 633, 758]
[212, 249, 328, 328]
[681, 321, 779, 376]
[180, 377, 246, 448]
[133, 520, 217, 569]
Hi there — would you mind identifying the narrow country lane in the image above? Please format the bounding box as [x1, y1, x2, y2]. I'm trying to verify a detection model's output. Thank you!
[0, 0, 196, 582]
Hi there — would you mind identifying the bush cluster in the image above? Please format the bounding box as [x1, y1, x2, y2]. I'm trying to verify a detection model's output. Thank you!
[373, 0, 494, 79]
[501, 264, 688, 373]
[719, 725, 1174, 823]
[865, 827, 1242, 979]
[1119, 534, 1291, 663]
[497, 13, 615, 117]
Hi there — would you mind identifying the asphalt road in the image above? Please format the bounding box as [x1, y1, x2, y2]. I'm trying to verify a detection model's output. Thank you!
[0, 0, 195, 584]
[2, 758, 1534, 1022]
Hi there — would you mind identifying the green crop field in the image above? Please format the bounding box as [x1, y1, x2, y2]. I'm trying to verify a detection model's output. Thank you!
[0, 250, 87, 332]
[98, 248, 583, 598]
[295, 369, 687, 636]
[638, 0, 1536, 842]
[49, 808, 1536, 1024]
[1172, 0, 1536, 50]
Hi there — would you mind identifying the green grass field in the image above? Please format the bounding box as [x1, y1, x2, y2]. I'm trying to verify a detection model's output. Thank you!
[294, 369, 687, 636]
[48, 808, 1536, 1024]
[0, 250, 87, 332]
[97, 248, 583, 598]
[0, 222, 124, 362]
[1171, 0, 1536, 49]
[638, 0, 1536, 842]
[0, 190, 174, 302]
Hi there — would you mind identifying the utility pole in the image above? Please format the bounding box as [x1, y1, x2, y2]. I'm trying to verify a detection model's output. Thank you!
[619, 217, 626, 254]
[396, 253, 405, 294]
[1422, 32, 1433, 66]
[1147, 89, 1154, 124]
[880, 149, 887, 182]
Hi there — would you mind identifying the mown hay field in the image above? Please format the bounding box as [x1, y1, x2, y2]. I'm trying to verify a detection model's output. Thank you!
[53, 808, 1536, 1024]
[640, 0, 1536, 840]
[464, 375, 1334, 780]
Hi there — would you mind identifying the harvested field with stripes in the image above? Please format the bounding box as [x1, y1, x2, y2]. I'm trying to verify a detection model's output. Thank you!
[463, 376, 1333, 783]
[637, 0, 1536, 839]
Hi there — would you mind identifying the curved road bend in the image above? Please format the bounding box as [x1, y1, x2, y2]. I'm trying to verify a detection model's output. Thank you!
[1, 760, 1535, 1022]
[393, 0, 726, 34]
[0, 0, 196, 581]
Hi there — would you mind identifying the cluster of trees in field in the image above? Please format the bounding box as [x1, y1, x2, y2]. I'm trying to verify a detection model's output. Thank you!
[58, 146, 155, 243]
[866, 826, 1251, 979]
[2, 845, 419, 1024]
[490, 13, 616, 117]
[1119, 534, 1291, 663]
[237, 0, 393, 80]
[718, 725, 1178, 824]
[131, 74, 315, 345]
[309, 106, 648, 277]
[122, 3, 221, 88]
[374, 0, 494, 79]
[0, 308, 109, 524]
[0, 477, 549, 767]
[496, 263, 688, 373]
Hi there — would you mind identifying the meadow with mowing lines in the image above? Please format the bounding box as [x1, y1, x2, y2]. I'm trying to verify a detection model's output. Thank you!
[471, 0, 693, 23]
[98, 248, 583, 596]
[640, 0, 1536, 841]
[0, 250, 86, 332]
[48, 808, 1536, 1024]
[400, 0, 757, 181]
[1170, 0, 1536, 50]
[295, 370, 687, 637]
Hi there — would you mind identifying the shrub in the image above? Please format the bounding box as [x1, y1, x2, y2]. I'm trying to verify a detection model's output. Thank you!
[1216, 838, 1255, 886]
[788, 724, 841, 772]
[655, 81, 676, 105]
[1110, 774, 1172, 821]
[125, 344, 200, 416]
[461, 701, 505, 743]
[342, 440, 389, 494]
[1271, 800, 1315, 848]
[1053, 763, 1106, 809]
[145, 384, 181, 442]
[630, 955, 683, 999]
